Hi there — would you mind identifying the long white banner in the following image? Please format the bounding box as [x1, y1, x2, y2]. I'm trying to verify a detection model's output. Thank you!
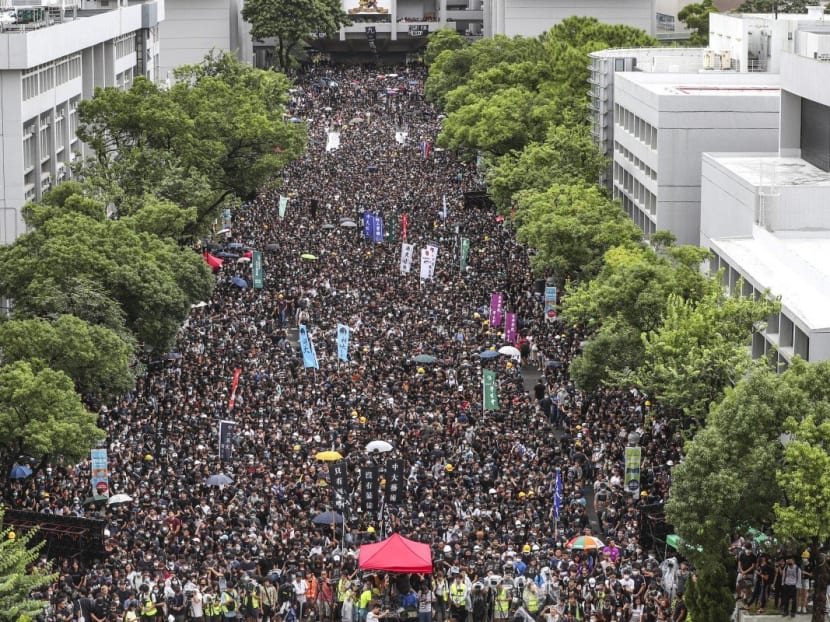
[420, 244, 438, 281]
[400, 243, 415, 274]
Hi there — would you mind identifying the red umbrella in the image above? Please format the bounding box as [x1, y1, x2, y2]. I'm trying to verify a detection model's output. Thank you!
[243, 251, 253, 259]
[203, 252, 223, 270]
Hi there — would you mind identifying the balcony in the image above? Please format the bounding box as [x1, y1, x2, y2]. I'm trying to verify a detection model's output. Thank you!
[445, 8, 482, 21]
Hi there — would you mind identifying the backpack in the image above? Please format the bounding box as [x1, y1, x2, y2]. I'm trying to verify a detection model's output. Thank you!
[473, 595, 486, 619]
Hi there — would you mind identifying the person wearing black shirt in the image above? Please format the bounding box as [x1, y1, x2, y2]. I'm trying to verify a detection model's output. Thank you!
[736, 545, 756, 603]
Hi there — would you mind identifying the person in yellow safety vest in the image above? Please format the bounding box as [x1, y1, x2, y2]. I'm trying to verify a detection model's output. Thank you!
[140, 586, 159, 622]
[204, 588, 222, 622]
[358, 582, 373, 622]
[243, 585, 261, 622]
[522, 583, 541, 619]
[433, 572, 449, 622]
[449, 575, 468, 622]
[493, 582, 511, 621]
[221, 587, 240, 622]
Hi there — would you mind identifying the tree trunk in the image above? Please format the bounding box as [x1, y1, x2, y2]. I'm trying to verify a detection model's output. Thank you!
[812, 540, 828, 622]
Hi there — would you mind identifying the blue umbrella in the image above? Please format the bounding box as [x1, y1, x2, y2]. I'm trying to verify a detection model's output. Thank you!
[227, 242, 244, 249]
[206, 474, 234, 487]
[479, 350, 499, 359]
[231, 277, 248, 288]
[289, 117, 303, 123]
[165, 353, 182, 360]
[312, 511, 344, 525]
[9, 465, 32, 479]
[217, 252, 240, 259]
[546, 360, 564, 368]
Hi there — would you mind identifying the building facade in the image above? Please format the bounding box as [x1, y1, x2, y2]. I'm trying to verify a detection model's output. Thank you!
[612, 71, 780, 245]
[0, 0, 164, 245]
[699, 50, 830, 365]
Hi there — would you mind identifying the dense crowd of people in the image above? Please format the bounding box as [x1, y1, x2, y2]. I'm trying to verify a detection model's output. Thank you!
[8, 64, 693, 622]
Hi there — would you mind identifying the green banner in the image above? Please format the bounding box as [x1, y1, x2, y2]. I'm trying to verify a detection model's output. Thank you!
[387, 216, 397, 244]
[460, 237, 470, 272]
[252, 251, 264, 289]
[624, 446, 642, 494]
[483, 369, 499, 411]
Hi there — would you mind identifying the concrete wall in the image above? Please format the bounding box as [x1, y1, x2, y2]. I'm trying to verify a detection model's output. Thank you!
[486, 0, 655, 38]
[699, 154, 761, 245]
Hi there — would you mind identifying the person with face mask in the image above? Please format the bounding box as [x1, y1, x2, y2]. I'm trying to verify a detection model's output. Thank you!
[780, 556, 801, 618]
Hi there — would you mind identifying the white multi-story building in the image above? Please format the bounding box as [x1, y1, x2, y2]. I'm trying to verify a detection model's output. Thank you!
[700, 48, 830, 365]
[612, 71, 780, 244]
[0, 0, 164, 245]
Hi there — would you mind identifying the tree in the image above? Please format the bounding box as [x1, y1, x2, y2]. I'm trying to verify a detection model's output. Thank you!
[0, 315, 135, 402]
[76, 53, 306, 241]
[666, 365, 790, 622]
[241, 0, 350, 71]
[774, 360, 830, 622]
[424, 28, 466, 66]
[486, 122, 607, 209]
[0, 506, 55, 622]
[569, 320, 644, 391]
[737, 0, 811, 13]
[0, 212, 214, 352]
[0, 360, 104, 482]
[633, 288, 779, 423]
[514, 183, 643, 284]
[678, 0, 717, 46]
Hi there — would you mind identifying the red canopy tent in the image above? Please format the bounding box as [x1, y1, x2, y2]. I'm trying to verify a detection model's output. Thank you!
[358, 533, 433, 574]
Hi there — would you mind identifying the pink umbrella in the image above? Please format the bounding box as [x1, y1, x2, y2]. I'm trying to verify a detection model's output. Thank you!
[203, 252, 223, 270]
[243, 251, 253, 259]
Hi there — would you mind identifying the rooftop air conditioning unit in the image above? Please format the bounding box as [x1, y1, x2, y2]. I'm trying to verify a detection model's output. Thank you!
[703, 49, 715, 69]
[720, 50, 732, 69]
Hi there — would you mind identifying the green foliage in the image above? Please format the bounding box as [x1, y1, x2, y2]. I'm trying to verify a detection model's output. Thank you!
[569, 320, 644, 392]
[0, 506, 55, 622]
[678, 0, 717, 46]
[0, 212, 214, 352]
[0, 315, 135, 401]
[774, 360, 830, 542]
[684, 559, 735, 622]
[514, 183, 643, 284]
[633, 288, 779, 421]
[486, 123, 607, 209]
[0, 360, 105, 475]
[424, 28, 466, 66]
[737, 0, 811, 13]
[76, 52, 306, 241]
[242, 0, 350, 70]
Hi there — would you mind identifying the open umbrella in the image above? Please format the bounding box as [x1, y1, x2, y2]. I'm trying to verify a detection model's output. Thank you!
[191, 301, 209, 309]
[231, 277, 248, 288]
[366, 440, 394, 454]
[301, 253, 318, 260]
[9, 465, 31, 479]
[498, 346, 521, 358]
[83, 494, 108, 506]
[227, 242, 244, 249]
[217, 252, 239, 259]
[546, 360, 564, 368]
[349, 117, 364, 125]
[289, 117, 303, 123]
[237, 257, 251, 264]
[566, 535, 605, 551]
[340, 221, 358, 228]
[479, 350, 499, 359]
[321, 224, 336, 230]
[206, 474, 234, 487]
[203, 252, 223, 269]
[266, 243, 280, 251]
[312, 511, 344, 525]
[216, 228, 231, 235]
[315, 451, 343, 462]
[107, 493, 133, 505]
[413, 354, 437, 364]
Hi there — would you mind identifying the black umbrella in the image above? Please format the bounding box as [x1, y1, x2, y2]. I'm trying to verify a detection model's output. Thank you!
[266, 244, 280, 252]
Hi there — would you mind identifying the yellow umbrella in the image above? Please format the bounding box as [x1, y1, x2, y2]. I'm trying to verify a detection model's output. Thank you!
[315, 450, 343, 462]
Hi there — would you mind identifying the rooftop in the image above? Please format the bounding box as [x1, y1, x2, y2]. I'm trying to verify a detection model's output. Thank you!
[706, 154, 830, 187]
[617, 71, 781, 96]
[712, 227, 830, 332]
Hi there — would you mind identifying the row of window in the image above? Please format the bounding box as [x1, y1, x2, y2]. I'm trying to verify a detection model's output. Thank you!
[615, 140, 657, 182]
[618, 193, 656, 236]
[22, 98, 80, 201]
[615, 103, 658, 150]
[115, 33, 136, 60]
[613, 163, 657, 216]
[22, 53, 82, 101]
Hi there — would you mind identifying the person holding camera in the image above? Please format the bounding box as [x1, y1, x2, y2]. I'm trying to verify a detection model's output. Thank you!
[188, 587, 204, 622]
[169, 584, 187, 622]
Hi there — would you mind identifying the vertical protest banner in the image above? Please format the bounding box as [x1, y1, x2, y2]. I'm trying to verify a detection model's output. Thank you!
[227, 368, 242, 411]
[251, 251, 264, 289]
[385, 459, 406, 506]
[402, 213, 409, 241]
[373, 214, 384, 243]
[419, 244, 438, 281]
[544, 286, 558, 322]
[624, 446, 643, 494]
[90, 449, 109, 496]
[490, 293, 504, 328]
[278, 195, 288, 219]
[298, 324, 319, 369]
[219, 420, 237, 463]
[440, 194, 448, 220]
[363, 211, 375, 240]
[459, 237, 470, 272]
[360, 463, 379, 514]
[553, 470, 563, 521]
[504, 312, 518, 343]
[387, 216, 397, 244]
[400, 243, 414, 274]
[336, 323, 350, 362]
[331, 460, 348, 511]
[483, 370, 499, 412]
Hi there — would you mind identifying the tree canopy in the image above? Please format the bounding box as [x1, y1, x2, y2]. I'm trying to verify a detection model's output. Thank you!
[76, 52, 306, 242]
[242, 0, 351, 71]
[678, 0, 717, 46]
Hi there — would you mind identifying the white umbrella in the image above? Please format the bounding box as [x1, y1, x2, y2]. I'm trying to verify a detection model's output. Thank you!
[498, 346, 521, 358]
[366, 440, 394, 454]
[237, 257, 251, 264]
[107, 493, 133, 505]
[191, 301, 209, 309]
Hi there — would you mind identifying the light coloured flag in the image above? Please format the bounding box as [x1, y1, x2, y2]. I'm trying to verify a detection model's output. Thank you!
[278, 195, 288, 219]
[400, 243, 415, 274]
[419, 244, 439, 281]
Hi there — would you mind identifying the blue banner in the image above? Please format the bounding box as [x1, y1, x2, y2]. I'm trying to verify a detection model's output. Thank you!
[373, 215, 384, 243]
[336, 324, 350, 362]
[363, 211, 374, 239]
[298, 324, 319, 369]
[553, 470, 563, 520]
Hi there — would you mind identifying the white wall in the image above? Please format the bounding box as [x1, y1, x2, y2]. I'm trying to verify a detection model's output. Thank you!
[159, 0, 238, 80]
[487, 0, 655, 38]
